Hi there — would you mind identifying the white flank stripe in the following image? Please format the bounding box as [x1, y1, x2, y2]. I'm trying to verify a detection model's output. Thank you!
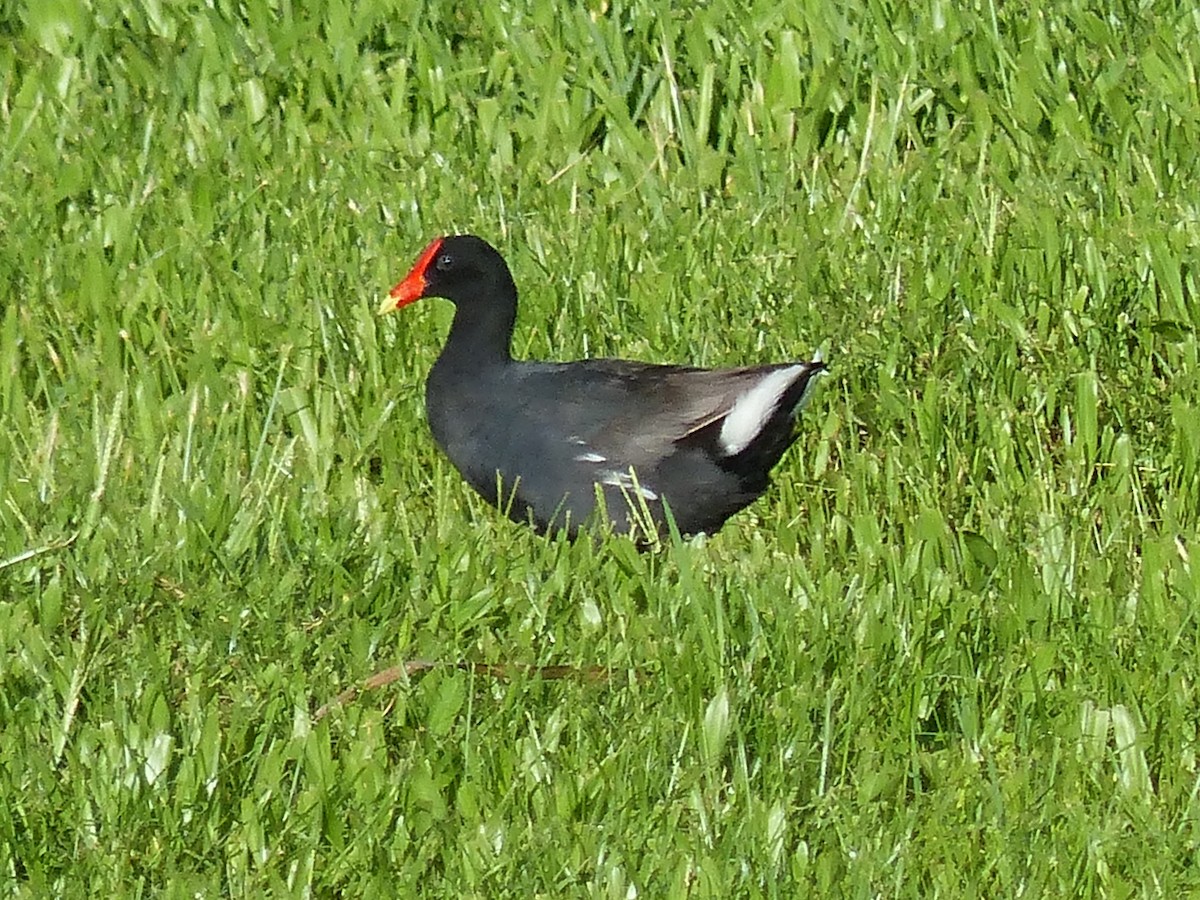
[600, 470, 659, 501]
[719, 364, 807, 456]
[575, 451, 607, 463]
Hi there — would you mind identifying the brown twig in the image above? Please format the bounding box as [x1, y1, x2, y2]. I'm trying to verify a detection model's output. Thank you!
[313, 659, 623, 721]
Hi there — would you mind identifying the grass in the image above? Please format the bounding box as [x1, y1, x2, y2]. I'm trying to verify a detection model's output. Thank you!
[2, 0, 1199, 894]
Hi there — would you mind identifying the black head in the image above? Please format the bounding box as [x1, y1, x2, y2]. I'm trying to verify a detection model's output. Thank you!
[381, 234, 514, 312]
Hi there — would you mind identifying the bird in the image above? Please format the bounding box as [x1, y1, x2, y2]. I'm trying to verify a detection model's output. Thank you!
[378, 234, 828, 538]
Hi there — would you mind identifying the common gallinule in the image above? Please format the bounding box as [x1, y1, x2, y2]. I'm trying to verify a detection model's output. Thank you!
[379, 235, 827, 537]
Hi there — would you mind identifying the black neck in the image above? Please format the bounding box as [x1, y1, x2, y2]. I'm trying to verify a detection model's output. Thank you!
[440, 272, 518, 366]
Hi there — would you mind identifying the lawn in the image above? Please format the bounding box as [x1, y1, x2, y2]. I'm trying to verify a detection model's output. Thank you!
[2, 0, 1199, 895]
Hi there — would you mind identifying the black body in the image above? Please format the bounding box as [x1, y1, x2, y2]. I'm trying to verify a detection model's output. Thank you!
[393, 235, 827, 537]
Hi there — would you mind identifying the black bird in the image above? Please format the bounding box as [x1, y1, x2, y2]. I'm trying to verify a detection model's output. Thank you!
[378, 234, 827, 537]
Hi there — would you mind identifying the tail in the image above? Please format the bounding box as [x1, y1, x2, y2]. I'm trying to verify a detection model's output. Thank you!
[719, 354, 828, 480]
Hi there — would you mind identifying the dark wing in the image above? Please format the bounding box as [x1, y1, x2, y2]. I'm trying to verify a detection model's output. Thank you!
[511, 357, 825, 468]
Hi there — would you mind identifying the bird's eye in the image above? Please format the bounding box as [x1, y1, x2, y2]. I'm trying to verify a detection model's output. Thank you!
[435, 253, 454, 272]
